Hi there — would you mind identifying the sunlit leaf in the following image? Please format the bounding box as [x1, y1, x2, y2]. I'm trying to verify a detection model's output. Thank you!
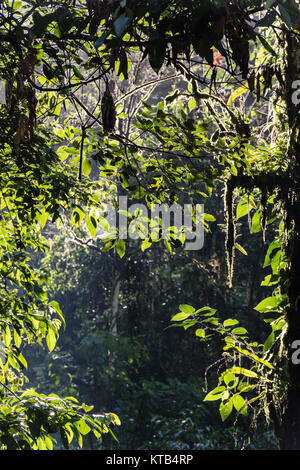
[204, 386, 226, 401]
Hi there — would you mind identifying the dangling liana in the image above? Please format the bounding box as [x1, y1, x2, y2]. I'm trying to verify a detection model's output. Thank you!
[225, 179, 235, 288]
[247, 192, 252, 233]
[260, 190, 268, 244]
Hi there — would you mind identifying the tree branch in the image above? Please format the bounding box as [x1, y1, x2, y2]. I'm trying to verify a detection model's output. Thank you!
[27, 68, 111, 93]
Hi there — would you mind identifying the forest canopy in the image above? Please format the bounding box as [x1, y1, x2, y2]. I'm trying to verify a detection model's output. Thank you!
[0, 0, 300, 451]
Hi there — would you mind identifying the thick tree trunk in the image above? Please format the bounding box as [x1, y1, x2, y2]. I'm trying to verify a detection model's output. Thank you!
[275, 0, 300, 450]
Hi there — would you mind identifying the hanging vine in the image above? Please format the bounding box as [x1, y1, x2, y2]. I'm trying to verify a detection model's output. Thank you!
[224, 178, 235, 288]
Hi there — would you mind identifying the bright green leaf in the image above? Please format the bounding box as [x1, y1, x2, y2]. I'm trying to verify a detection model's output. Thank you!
[82, 158, 92, 177]
[195, 328, 205, 338]
[46, 328, 57, 353]
[235, 243, 248, 255]
[116, 239, 126, 258]
[204, 386, 226, 401]
[263, 331, 275, 352]
[219, 399, 233, 422]
[223, 319, 239, 327]
[231, 327, 247, 335]
[171, 312, 193, 321]
[255, 296, 282, 313]
[233, 394, 246, 414]
[86, 215, 97, 238]
[179, 304, 195, 314]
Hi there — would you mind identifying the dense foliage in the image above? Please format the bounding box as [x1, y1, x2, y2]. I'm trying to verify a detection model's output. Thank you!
[0, 0, 300, 450]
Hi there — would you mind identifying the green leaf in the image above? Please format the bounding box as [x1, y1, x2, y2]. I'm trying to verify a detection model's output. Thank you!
[49, 300, 66, 329]
[75, 419, 91, 436]
[183, 320, 197, 330]
[256, 10, 277, 27]
[196, 306, 216, 316]
[32, 12, 56, 36]
[204, 386, 226, 401]
[231, 327, 247, 335]
[86, 215, 97, 238]
[60, 427, 69, 449]
[116, 239, 126, 258]
[235, 243, 248, 256]
[236, 199, 251, 219]
[223, 319, 239, 328]
[263, 331, 275, 352]
[263, 240, 281, 268]
[223, 372, 238, 389]
[73, 66, 84, 80]
[179, 304, 195, 314]
[257, 34, 277, 56]
[12, 0, 22, 9]
[94, 31, 110, 49]
[219, 399, 233, 422]
[17, 352, 27, 369]
[227, 367, 258, 379]
[113, 14, 131, 37]
[261, 274, 279, 286]
[171, 312, 193, 321]
[82, 158, 92, 177]
[271, 250, 285, 274]
[46, 328, 57, 353]
[247, 391, 266, 405]
[188, 98, 197, 111]
[43, 64, 56, 80]
[193, 39, 213, 65]
[195, 328, 205, 338]
[224, 336, 236, 347]
[204, 213, 216, 222]
[71, 208, 85, 227]
[278, 4, 292, 28]
[102, 240, 115, 252]
[141, 239, 152, 251]
[233, 394, 246, 414]
[14, 330, 22, 348]
[3, 325, 11, 347]
[164, 238, 172, 254]
[251, 210, 261, 233]
[227, 85, 249, 107]
[255, 296, 282, 313]
[148, 41, 166, 73]
[232, 346, 274, 369]
[82, 403, 94, 413]
[110, 412, 121, 426]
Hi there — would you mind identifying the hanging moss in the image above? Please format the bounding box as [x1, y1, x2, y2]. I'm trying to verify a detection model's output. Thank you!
[247, 192, 252, 233]
[260, 190, 268, 244]
[224, 179, 235, 288]
[222, 172, 292, 289]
